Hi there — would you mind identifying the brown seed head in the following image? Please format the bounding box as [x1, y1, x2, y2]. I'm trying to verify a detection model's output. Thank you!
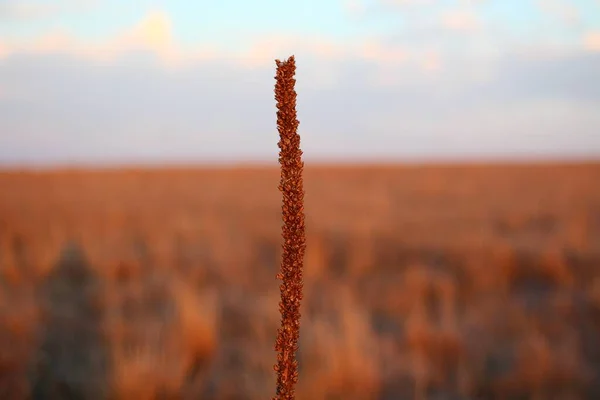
[272, 55, 306, 400]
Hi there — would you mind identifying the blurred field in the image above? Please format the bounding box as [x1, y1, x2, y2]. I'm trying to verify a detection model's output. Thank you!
[1, 163, 600, 399]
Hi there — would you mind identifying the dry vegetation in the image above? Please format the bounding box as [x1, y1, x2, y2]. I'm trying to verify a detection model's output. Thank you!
[0, 162, 599, 399]
[273, 54, 305, 400]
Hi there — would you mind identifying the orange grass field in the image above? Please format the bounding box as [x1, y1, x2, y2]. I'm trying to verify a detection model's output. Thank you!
[1, 162, 600, 399]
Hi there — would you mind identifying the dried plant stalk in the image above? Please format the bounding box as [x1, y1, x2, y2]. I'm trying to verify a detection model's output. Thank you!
[272, 55, 306, 400]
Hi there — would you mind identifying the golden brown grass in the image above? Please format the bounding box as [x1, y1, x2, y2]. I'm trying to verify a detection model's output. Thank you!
[0, 163, 599, 398]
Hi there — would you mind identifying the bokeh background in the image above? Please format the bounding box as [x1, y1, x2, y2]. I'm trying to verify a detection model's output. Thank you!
[1, 0, 600, 399]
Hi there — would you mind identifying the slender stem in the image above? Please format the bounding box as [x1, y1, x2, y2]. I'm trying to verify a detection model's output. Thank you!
[272, 55, 306, 400]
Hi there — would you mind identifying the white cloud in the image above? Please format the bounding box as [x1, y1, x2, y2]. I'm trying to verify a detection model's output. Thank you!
[130, 10, 173, 50]
[583, 31, 600, 52]
[0, 40, 9, 58]
[420, 51, 442, 72]
[360, 39, 407, 64]
[0, 3, 58, 19]
[379, 0, 434, 6]
[1, 10, 404, 71]
[536, 0, 581, 26]
[342, 0, 366, 17]
[0, 0, 97, 20]
[441, 10, 481, 32]
[0, 9, 220, 67]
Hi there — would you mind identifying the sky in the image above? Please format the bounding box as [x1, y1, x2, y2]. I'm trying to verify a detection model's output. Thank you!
[0, 0, 599, 166]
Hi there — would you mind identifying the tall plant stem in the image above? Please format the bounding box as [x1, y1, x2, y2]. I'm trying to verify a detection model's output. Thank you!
[272, 55, 306, 400]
